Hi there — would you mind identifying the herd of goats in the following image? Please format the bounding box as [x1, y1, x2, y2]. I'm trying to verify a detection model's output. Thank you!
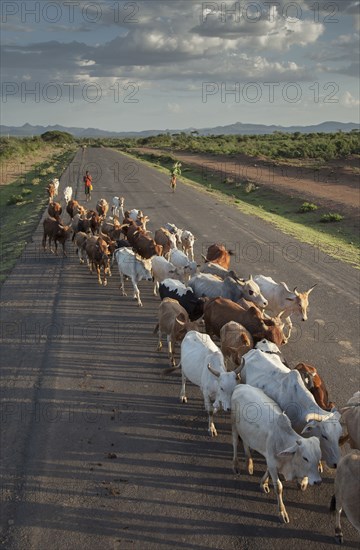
[41, 178, 360, 542]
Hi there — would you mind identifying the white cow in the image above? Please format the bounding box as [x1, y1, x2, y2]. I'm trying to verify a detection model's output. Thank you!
[168, 331, 240, 436]
[253, 275, 316, 339]
[181, 230, 195, 261]
[331, 450, 360, 543]
[169, 249, 197, 283]
[52, 178, 60, 197]
[151, 256, 183, 296]
[63, 186, 73, 204]
[114, 248, 152, 307]
[111, 196, 125, 219]
[240, 348, 342, 468]
[164, 223, 183, 248]
[189, 273, 268, 308]
[231, 384, 322, 523]
[340, 391, 360, 450]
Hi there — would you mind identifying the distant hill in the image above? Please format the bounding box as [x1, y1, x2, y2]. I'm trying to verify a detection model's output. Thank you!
[1, 121, 358, 138]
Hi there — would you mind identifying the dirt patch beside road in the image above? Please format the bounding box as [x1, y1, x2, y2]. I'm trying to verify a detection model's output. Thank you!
[135, 147, 359, 218]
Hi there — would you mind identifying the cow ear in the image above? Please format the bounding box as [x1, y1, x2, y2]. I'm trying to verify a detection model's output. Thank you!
[208, 364, 220, 378]
[277, 444, 298, 457]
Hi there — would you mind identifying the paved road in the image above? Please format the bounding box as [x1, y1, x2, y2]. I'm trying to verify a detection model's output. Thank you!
[1, 147, 359, 550]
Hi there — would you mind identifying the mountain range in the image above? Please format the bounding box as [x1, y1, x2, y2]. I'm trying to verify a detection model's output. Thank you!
[0, 121, 358, 138]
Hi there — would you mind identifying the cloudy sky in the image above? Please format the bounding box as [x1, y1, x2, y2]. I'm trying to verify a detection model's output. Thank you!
[1, 0, 359, 131]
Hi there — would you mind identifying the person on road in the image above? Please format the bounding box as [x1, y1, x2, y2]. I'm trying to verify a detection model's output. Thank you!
[170, 161, 181, 193]
[84, 170, 92, 202]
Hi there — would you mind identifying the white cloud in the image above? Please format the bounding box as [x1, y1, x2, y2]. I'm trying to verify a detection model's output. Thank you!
[167, 103, 181, 113]
[342, 91, 360, 107]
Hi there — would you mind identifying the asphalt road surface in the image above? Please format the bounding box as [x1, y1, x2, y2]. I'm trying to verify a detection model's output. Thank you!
[1, 147, 359, 550]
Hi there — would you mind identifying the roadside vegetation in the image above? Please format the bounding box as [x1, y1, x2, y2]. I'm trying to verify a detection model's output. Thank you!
[0, 132, 77, 282]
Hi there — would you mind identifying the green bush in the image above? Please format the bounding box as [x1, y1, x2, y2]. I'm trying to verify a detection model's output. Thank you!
[7, 194, 24, 205]
[320, 213, 344, 223]
[300, 202, 318, 212]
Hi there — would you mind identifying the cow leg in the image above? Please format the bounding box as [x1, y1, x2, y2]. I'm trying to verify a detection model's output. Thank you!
[42, 234, 47, 251]
[96, 265, 103, 285]
[242, 442, 254, 475]
[204, 395, 217, 437]
[119, 274, 127, 296]
[132, 281, 142, 307]
[167, 336, 176, 366]
[334, 504, 344, 544]
[265, 468, 289, 523]
[153, 279, 158, 296]
[156, 329, 162, 352]
[180, 372, 187, 403]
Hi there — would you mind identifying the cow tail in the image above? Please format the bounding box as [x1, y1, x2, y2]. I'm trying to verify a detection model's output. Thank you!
[153, 323, 159, 334]
[162, 362, 181, 375]
[330, 494, 336, 513]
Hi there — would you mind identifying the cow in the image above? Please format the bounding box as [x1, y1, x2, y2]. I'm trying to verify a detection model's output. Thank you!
[189, 273, 268, 308]
[101, 219, 126, 241]
[114, 248, 153, 307]
[85, 236, 111, 286]
[330, 450, 360, 543]
[170, 249, 198, 283]
[63, 186, 73, 204]
[200, 262, 239, 280]
[154, 298, 205, 366]
[154, 227, 178, 259]
[159, 279, 208, 321]
[253, 275, 316, 339]
[164, 222, 183, 247]
[42, 217, 72, 256]
[294, 363, 335, 412]
[166, 330, 241, 436]
[46, 182, 55, 203]
[132, 231, 163, 260]
[96, 198, 109, 219]
[48, 201, 62, 220]
[66, 199, 85, 220]
[231, 384, 322, 524]
[111, 196, 124, 219]
[181, 230, 195, 261]
[203, 243, 234, 269]
[51, 178, 60, 197]
[203, 297, 286, 346]
[340, 391, 360, 450]
[239, 348, 343, 468]
[220, 321, 253, 371]
[151, 256, 183, 296]
[74, 231, 89, 264]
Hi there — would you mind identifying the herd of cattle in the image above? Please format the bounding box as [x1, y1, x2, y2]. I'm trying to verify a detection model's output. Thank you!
[43, 179, 360, 541]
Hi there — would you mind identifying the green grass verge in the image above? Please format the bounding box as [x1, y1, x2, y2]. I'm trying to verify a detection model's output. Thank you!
[122, 149, 360, 269]
[0, 147, 77, 283]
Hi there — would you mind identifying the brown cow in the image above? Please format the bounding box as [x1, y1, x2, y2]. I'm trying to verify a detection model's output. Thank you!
[74, 231, 89, 264]
[220, 321, 253, 371]
[132, 231, 162, 259]
[294, 362, 335, 412]
[66, 199, 85, 220]
[204, 243, 234, 269]
[42, 217, 72, 256]
[85, 236, 111, 285]
[155, 227, 177, 259]
[46, 182, 56, 203]
[154, 298, 205, 366]
[203, 297, 286, 346]
[48, 201, 62, 220]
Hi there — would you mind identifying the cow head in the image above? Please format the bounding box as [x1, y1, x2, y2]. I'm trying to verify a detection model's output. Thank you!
[207, 363, 238, 413]
[238, 276, 268, 309]
[301, 411, 342, 468]
[276, 417, 322, 486]
[286, 284, 317, 321]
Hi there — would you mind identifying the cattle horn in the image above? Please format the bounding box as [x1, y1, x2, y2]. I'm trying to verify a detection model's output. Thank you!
[234, 357, 245, 375]
[305, 413, 325, 423]
[306, 284, 317, 294]
[207, 364, 220, 378]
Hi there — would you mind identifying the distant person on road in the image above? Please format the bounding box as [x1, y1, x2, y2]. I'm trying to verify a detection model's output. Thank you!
[84, 170, 92, 202]
[170, 161, 181, 193]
